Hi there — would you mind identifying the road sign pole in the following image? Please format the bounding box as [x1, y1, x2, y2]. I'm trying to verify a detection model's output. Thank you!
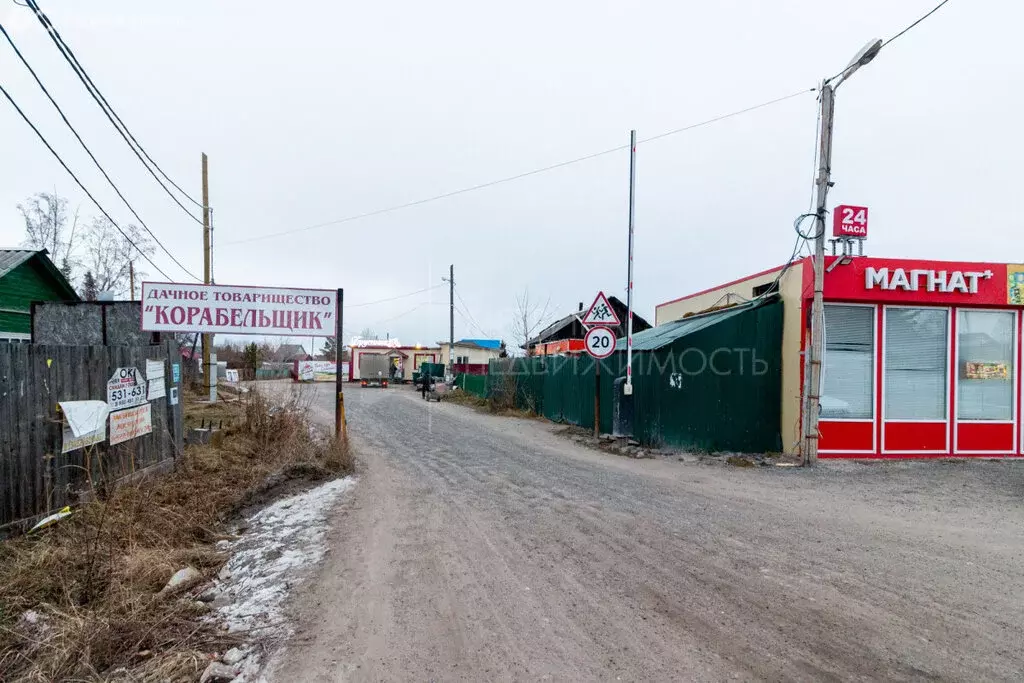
[335, 288, 347, 442]
[625, 130, 636, 396]
[594, 357, 600, 438]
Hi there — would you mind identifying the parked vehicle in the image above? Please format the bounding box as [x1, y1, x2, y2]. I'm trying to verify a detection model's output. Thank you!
[359, 354, 392, 388]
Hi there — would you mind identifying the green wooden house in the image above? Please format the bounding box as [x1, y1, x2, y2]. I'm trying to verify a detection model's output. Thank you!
[0, 249, 79, 342]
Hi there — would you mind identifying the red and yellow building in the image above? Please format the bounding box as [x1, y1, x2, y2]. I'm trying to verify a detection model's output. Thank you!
[656, 256, 1024, 458]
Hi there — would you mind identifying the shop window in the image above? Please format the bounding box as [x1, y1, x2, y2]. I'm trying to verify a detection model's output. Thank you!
[957, 310, 1014, 421]
[885, 308, 949, 420]
[821, 305, 874, 419]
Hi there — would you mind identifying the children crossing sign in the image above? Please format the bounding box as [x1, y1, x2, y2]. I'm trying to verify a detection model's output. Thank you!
[581, 291, 620, 327]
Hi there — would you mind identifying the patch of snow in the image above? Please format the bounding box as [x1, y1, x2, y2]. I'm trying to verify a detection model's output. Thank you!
[204, 476, 355, 680]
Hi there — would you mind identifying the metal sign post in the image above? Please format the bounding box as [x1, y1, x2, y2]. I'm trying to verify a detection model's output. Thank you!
[336, 288, 347, 441]
[584, 318, 617, 439]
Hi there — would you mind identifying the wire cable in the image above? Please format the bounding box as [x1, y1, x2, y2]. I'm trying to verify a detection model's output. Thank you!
[0, 81, 173, 280]
[348, 284, 445, 308]
[454, 287, 497, 339]
[222, 87, 815, 245]
[882, 0, 951, 49]
[24, 0, 204, 222]
[0, 22, 201, 282]
[829, 0, 953, 83]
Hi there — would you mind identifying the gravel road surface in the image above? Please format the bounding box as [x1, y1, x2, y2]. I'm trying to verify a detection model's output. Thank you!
[271, 384, 1024, 682]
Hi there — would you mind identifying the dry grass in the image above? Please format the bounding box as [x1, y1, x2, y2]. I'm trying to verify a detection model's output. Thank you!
[0, 387, 353, 682]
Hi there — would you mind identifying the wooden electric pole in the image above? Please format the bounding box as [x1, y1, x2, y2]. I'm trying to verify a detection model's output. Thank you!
[442, 264, 454, 378]
[201, 153, 215, 402]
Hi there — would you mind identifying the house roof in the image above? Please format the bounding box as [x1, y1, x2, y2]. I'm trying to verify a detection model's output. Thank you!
[0, 250, 37, 277]
[527, 295, 650, 347]
[436, 338, 503, 350]
[0, 249, 79, 300]
[614, 298, 771, 352]
[458, 338, 501, 349]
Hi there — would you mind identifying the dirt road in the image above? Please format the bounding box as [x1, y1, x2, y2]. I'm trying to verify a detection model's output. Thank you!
[272, 384, 1024, 681]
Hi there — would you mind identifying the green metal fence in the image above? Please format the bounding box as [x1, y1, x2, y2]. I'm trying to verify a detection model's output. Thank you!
[456, 373, 488, 398]
[485, 298, 784, 453]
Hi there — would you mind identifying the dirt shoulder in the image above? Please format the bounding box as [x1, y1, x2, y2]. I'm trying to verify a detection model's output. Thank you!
[0, 387, 353, 682]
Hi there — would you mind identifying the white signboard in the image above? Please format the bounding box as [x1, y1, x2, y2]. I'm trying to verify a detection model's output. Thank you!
[584, 326, 616, 359]
[141, 282, 336, 337]
[109, 404, 153, 445]
[225, 369, 240, 383]
[148, 376, 166, 400]
[146, 358, 165, 380]
[107, 367, 147, 410]
[59, 400, 109, 453]
[582, 291, 621, 327]
[350, 337, 401, 348]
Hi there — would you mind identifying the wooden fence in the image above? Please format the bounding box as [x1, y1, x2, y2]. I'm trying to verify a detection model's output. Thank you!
[0, 341, 183, 530]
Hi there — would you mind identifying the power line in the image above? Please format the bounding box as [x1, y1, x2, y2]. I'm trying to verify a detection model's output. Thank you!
[24, 0, 205, 223]
[222, 87, 815, 246]
[348, 284, 445, 308]
[454, 288, 495, 339]
[0, 81, 173, 280]
[882, 0, 951, 49]
[0, 22, 201, 282]
[830, 0, 953, 82]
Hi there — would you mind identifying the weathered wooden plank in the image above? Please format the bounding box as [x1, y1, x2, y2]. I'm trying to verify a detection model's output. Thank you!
[0, 346, 16, 526]
[0, 341, 185, 528]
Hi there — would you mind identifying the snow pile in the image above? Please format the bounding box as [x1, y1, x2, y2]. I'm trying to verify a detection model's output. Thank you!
[213, 477, 355, 633]
[201, 476, 355, 680]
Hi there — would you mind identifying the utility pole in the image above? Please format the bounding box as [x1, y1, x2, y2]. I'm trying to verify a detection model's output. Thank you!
[799, 40, 882, 466]
[201, 153, 216, 403]
[802, 83, 835, 466]
[447, 264, 454, 378]
[129, 261, 135, 300]
[624, 130, 637, 396]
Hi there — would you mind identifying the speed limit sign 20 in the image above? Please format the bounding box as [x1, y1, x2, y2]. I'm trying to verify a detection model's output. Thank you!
[585, 326, 616, 359]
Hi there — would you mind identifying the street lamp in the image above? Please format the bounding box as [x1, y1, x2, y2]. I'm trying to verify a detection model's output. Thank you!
[801, 38, 882, 467]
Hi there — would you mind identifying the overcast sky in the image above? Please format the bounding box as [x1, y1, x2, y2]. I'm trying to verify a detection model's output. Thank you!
[1, 1, 1019, 352]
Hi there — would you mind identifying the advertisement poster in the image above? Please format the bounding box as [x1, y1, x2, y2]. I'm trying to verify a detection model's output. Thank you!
[1008, 266, 1024, 306]
[296, 360, 338, 382]
[109, 404, 153, 445]
[107, 367, 146, 410]
[141, 282, 336, 336]
[59, 400, 109, 453]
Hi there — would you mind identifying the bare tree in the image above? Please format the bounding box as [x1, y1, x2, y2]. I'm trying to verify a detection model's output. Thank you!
[18, 191, 81, 282]
[358, 328, 376, 340]
[511, 288, 553, 356]
[79, 217, 154, 298]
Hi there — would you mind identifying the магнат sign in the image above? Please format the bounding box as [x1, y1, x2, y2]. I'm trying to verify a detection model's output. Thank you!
[141, 282, 336, 336]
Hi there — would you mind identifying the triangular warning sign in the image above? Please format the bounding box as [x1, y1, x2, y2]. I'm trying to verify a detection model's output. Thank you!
[581, 291, 621, 327]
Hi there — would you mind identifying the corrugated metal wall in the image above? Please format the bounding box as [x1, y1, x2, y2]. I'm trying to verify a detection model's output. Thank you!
[486, 299, 784, 453]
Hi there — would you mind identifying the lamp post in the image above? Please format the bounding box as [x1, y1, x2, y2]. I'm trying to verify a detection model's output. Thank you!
[802, 39, 882, 466]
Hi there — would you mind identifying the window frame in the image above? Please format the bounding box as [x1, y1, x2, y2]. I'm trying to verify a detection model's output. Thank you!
[881, 304, 952, 424]
[820, 302, 877, 422]
[954, 308, 1017, 425]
